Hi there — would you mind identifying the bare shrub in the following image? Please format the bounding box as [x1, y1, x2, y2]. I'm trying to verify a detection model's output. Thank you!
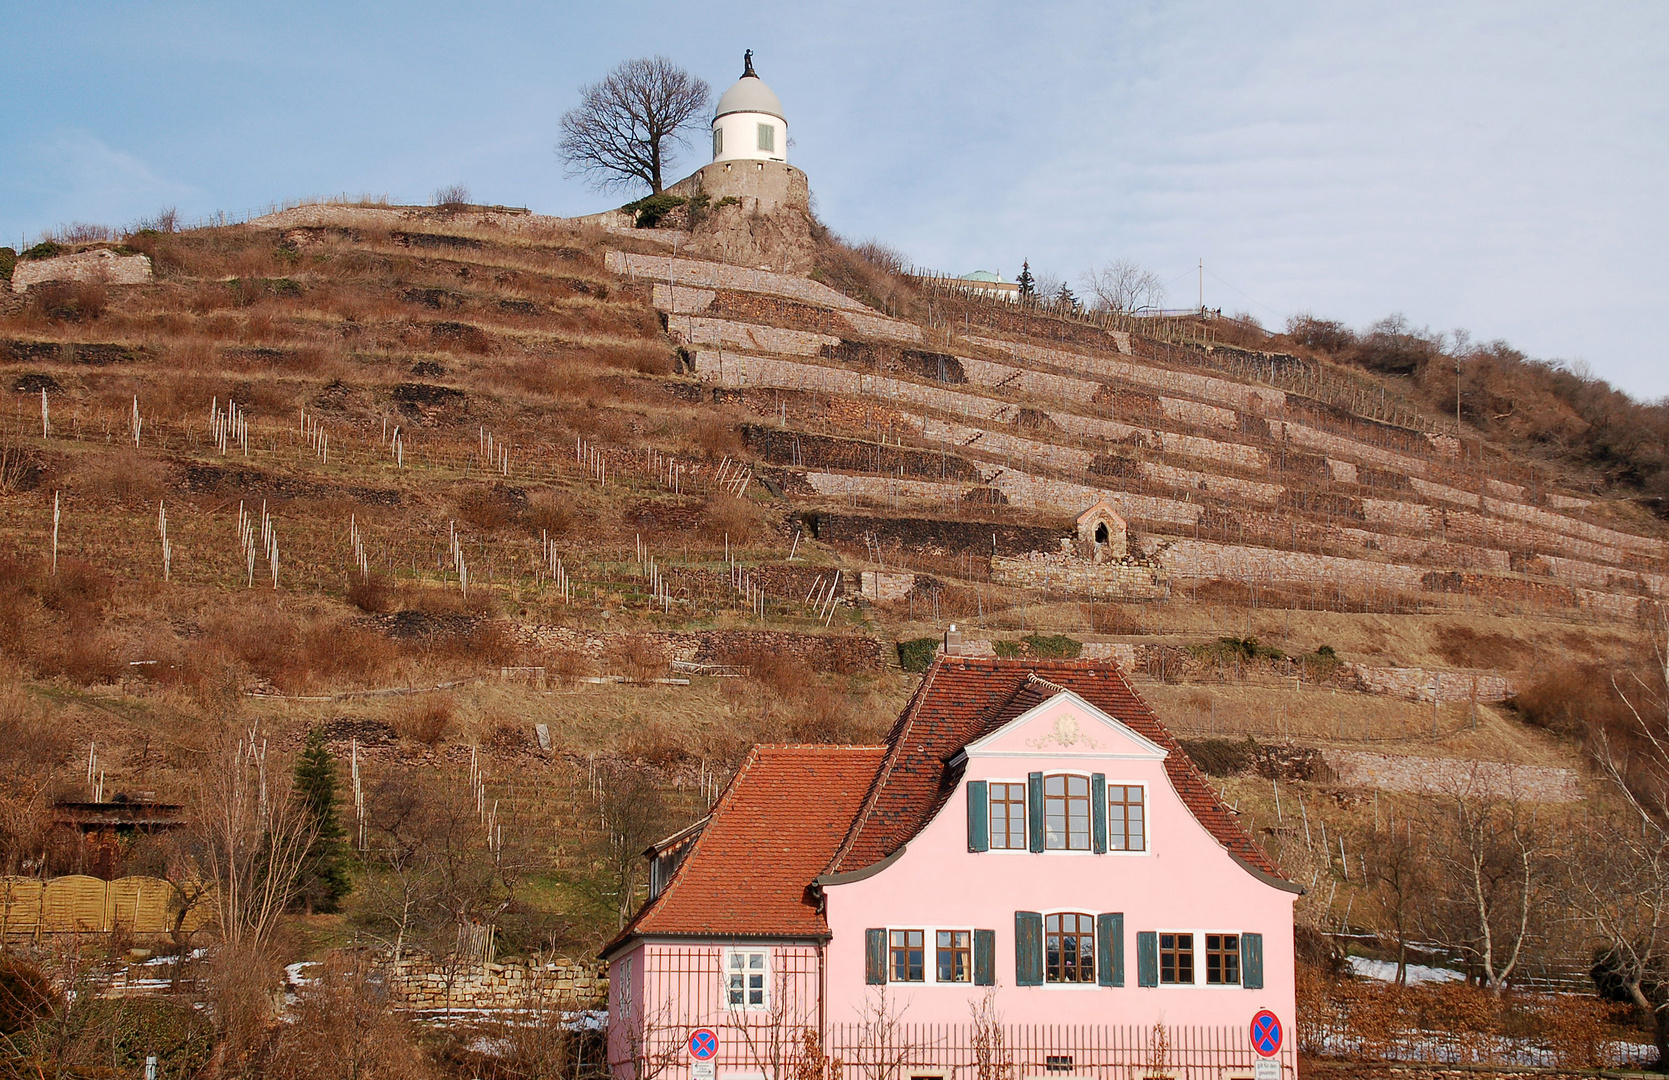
[348, 571, 394, 613]
[1082, 601, 1143, 635]
[526, 488, 576, 537]
[548, 647, 591, 687]
[29, 281, 107, 322]
[67, 448, 169, 505]
[395, 694, 454, 745]
[432, 184, 471, 210]
[1434, 624, 1529, 669]
[607, 635, 667, 683]
[267, 951, 434, 1080]
[700, 493, 767, 543]
[692, 415, 740, 457]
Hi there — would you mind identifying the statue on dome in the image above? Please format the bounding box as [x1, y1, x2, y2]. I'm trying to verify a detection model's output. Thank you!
[742, 49, 757, 78]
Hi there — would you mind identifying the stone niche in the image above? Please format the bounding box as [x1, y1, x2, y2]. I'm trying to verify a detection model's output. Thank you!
[1073, 500, 1128, 562]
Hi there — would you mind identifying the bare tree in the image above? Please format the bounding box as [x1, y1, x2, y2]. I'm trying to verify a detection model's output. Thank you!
[1420, 767, 1550, 992]
[559, 56, 712, 194]
[969, 988, 1013, 1080]
[1575, 630, 1669, 1065]
[182, 725, 318, 1065]
[1359, 809, 1429, 984]
[1081, 260, 1167, 314]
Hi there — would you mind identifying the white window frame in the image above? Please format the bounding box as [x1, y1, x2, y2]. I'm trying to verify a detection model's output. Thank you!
[1152, 928, 1253, 988]
[1106, 782, 1150, 855]
[986, 777, 1029, 853]
[1157, 930, 1195, 986]
[933, 927, 976, 985]
[1040, 908, 1099, 988]
[876, 926, 980, 985]
[724, 947, 770, 1011]
[1042, 772, 1094, 853]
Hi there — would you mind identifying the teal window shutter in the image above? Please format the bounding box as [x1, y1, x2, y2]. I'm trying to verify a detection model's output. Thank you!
[1027, 772, 1045, 852]
[713, 128, 723, 157]
[967, 780, 989, 852]
[865, 928, 887, 985]
[974, 929, 996, 986]
[1136, 931, 1158, 987]
[1015, 911, 1044, 986]
[1091, 773, 1108, 853]
[757, 122, 774, 152]
[1241, 933, 1264, 989]
[1097, 913, 1124, 986]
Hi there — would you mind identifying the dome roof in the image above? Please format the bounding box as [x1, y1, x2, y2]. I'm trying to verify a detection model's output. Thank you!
[715, 51, 784, 122]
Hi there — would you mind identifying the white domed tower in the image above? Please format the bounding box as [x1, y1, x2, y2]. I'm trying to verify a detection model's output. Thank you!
[711, 50, 787, 164]
[665, 50, 810, 220]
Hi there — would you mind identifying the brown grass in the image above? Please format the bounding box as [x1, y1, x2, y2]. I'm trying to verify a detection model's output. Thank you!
[394, 693, 454, 745]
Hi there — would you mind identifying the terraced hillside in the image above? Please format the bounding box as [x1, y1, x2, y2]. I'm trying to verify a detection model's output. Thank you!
[0, 199, 1661, 953]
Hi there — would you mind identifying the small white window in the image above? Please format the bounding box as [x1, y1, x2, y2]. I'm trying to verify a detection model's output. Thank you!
[726, 948, 769, 1009]
[713, 127, 723, 157]
[757, 122, 775, 153]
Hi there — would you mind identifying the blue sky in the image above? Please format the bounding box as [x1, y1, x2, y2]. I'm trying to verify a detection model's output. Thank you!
[4, 2, 1665, 398]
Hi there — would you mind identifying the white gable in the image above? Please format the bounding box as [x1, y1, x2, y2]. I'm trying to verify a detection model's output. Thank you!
[960, 689, 1169, 760]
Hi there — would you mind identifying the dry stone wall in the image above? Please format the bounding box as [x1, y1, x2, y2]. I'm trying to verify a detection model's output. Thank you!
[388, 956, 605, 1010]
[1348, 665, 1518, 702]
[992, 551, 1169, 599]
[1323, 751, 1581, 802]
[11, 249, 152, 291]
[607, 251, 871, 312]
[666, 314, 838, 355]
[965, 335, 1285, 414]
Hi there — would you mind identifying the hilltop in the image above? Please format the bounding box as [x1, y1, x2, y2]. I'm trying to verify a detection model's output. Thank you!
[0, 197, 1662, 959]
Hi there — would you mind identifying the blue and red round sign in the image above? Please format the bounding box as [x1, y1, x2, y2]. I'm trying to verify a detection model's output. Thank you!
[689, 1029, 718, 1060]
[1250, 1010, 1283, 1057]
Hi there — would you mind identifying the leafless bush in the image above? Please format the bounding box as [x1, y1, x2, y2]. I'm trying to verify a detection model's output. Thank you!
[266, 951, 434, 1080]
[394, 694, 454, 745]
[432, 184, 472, 210]
[51, 222, 115, 243]
[700, 493, 767, 543]
[29, 281, 107, 322]
[348, 571, 395, 613]
[607, 635, 668, 683]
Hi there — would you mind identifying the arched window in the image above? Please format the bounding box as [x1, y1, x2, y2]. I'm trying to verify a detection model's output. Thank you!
[1094, 521, 1109, 544]
[1043, 774, 1090, 850]
[1045, 913, 1095, 983]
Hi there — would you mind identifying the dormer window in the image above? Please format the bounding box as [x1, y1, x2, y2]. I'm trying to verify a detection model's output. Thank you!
[1043, 774, 1091, 850]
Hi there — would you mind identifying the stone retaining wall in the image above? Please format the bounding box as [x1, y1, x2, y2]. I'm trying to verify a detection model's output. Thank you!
[992, 551, 1169, 599]
[1347, 665, 1517, 703]
[388, 956, 606, 1010]
[11, 249, 152, 291]
[607, 250, 871, 312]
[1323, 751, 1582, 802]
[519, 626, 885, 674]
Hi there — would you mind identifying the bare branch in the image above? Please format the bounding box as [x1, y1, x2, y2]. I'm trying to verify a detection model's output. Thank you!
[559, 56, 712, 194]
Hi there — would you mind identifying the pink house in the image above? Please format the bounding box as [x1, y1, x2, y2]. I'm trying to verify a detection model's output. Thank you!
[604, 656, 1301, 1080]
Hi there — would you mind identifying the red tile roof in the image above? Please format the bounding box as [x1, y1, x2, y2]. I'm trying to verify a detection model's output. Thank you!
[609, 744, 887, 948]
[608, 657, 1291, 956]
[828, 657, 1285, 880]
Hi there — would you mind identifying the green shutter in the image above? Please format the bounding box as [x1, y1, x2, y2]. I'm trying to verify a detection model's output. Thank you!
[1136, 931, 1158, 987]
[1091, 773, 1108, 853]
[1241, 933, 1264, 990]
[1097, 912, 1124, 987]
[1015, 911, 1043, 987]
[1027, 772, 1045, 852]
[865, 928, 887, 985]
[967, 780, 989, 852]
[974, 929, 996, 986]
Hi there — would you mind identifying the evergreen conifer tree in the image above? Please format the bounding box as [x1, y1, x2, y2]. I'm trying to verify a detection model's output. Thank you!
[292, 726, 352, 914]
[1017, 260, 1035, 298]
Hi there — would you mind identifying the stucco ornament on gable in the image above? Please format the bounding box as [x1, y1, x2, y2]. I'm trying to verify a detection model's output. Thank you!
[1026, 712, 1103, 751]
